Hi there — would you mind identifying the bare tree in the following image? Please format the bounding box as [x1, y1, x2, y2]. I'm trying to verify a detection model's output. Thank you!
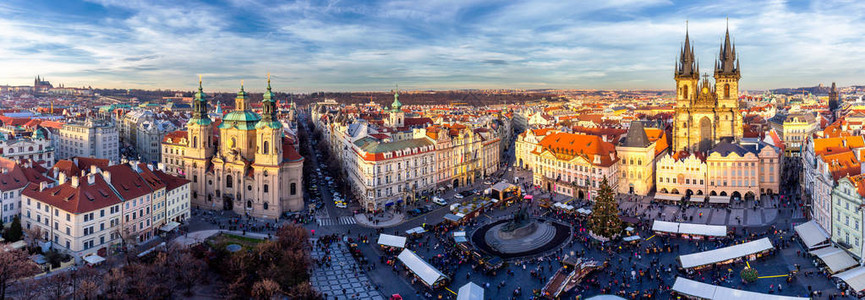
[39, 272, 71, 300]
[251, 279, 280, 300]
[101, 269, 127, 299]
[0, 249, 40, 300]
[23, 226, 42, 250]
[175, 250, 206, 296]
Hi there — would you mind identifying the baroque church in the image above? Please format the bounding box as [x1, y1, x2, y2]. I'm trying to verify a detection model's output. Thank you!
[182, 77, 304, 219]
[672, 25, 744, 152]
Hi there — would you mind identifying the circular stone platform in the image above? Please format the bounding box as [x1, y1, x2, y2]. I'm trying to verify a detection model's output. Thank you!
[471, 218, 571, 259]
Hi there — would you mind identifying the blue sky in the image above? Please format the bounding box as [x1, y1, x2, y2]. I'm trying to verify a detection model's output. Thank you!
[1, 0, 863, 92]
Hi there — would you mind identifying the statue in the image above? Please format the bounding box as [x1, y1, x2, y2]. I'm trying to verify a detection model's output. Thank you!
[502, 205, 530, 232]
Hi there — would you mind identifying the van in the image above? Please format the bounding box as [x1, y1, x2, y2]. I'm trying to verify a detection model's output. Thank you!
[433, 197, 447, 206]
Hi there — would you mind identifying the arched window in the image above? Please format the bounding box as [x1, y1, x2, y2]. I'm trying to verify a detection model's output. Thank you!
[263, 141, 269, 154]
[263, 184, 269, 193]
[38, 145, 42, 151]
[8, 148, 13, 154]
[28, 146, 33, 151]
[683, 85, 689, 99]
[290, 182, 296, 195]
[226, 175, 233, 188]
[724, 84, 730, 98]
[193, 137, 198, 148]
[246, 200, 252, 208]
[263, 202, 269, 210]
[230, 137, 236, 148]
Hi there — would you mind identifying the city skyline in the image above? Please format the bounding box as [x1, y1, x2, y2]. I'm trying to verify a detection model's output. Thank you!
[1, 0, 864, 92]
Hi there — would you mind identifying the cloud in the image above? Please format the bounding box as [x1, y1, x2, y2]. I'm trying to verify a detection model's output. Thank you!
[0, 0, 863, 91]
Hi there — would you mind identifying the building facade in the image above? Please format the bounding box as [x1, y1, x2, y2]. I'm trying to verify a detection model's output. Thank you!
[176, 79, 304, 219]
[56, 119, 119, 163]
[531, 132, 619, 200]
[616, 121, 669, 196]
[832, 175, 865, 260]
[0, 128, 55, 169]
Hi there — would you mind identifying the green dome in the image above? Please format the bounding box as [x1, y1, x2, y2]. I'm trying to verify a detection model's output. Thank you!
[219, 110, 261, 130]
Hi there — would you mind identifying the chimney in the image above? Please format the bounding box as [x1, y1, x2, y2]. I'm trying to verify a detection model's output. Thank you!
[53, 167, 59, 179]
[102, 170, 111, 183]
[87, 174, 95, 185]
[39, 181, 47, 191]
[843, 139, 848, 148]
[71, 176, 79, 188]
[73, 157, 79, 166]
[90, 165, 99, 174]
[147, 164, 154, 171]
[58, 172, 67, 185]
[1, 168, 6, 174]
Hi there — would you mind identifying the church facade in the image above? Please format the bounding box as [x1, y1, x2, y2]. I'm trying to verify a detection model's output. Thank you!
[672, 27, 743, 152]
[169, 78, 304, 219]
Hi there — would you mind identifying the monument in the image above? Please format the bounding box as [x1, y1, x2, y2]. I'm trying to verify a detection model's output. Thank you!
[471, 204, 571, 259]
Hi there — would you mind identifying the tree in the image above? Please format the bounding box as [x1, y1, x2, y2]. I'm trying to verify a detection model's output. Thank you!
[0, 249, 40, 300]
[23, 226, 42, 249]
[251, 279, 281, 300]
[741, 267, 759, 283]
[3, 216, 23, 242]
[588, 176, 622, 240]
[175, 250, 206, 296]
[288, 282, 321, 300]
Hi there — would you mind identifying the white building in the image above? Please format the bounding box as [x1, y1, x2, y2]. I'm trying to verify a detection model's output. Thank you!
[56, 118, 119, 163]
[0, 128, 55, 169]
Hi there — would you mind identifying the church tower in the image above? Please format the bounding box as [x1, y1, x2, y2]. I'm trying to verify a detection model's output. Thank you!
[187, 77, 215, 160]
[389, 86, 405, 128]
[714, 22, 741, 110]
[255, 75, 283, 166]
[675, 25, 699, 108]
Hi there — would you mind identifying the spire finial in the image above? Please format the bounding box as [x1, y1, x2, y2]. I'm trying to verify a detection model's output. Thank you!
[267, 73, 272, 90]
[240, 80, 244, 91]
[198, 74, 203, 90]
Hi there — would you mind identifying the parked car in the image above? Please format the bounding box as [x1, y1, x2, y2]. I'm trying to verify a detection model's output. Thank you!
[335, 201, 347, 208]
[433, 197, 447, 206]
[454, 194, 464, 199]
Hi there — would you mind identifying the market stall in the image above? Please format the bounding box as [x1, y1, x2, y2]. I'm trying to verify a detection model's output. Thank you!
[654, 193, 681, 202]
[652, 220, 728, 239]
[491, 182, 521, 205]
[834, 266, 865, 297]
[378, 234, 407, 249]
[794, 220, 831, 250]
[397, 249, 449, 289]
[456, 282, 484, 300]
[810, 246, 857, 274]
[678, 238, 774, 270]
[672, 277, 808, 300]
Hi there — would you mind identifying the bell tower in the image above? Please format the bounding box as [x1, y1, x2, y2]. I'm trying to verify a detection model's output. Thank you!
[714, 21, 740, 110]
[389, 85, 405, 128]
[675, 24, 699, 108]
[255, 74, 283, 166]
[187, 76, 215, 160]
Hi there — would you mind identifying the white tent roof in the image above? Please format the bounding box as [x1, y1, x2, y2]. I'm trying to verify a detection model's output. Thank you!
[406, 227, 426, 235]
[811, 247, 858, 274]
[708, 196, 730, 204]
[83, 255, 106, 265]
[623, 235, 641, 242]
[673, 277, 809, 300]
[456, 282, 484, 300]
[397, 249, 446, 287]
[159, 221, 180, 232]
[652, 220, 679, 233]
[491, 182, 516, 191]
[678, 223, 727, 237]
[378, 234, 407, 249]
[654, 193, 680, 201]
[688, 197, 703, 202]
[453, 231, 466, 237]
[835, 266, 865, 292]
[679, 238, 774, 269]
[794, 220, 830, 250]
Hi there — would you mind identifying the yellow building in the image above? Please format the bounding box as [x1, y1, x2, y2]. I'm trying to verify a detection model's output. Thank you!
[171, 78, 304, 219]
[616, 121, 669, 196]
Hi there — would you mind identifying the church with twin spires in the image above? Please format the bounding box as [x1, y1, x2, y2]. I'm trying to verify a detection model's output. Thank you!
[672, 25, 744, 152]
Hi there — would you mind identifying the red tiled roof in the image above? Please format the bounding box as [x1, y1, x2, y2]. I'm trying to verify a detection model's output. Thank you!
[104, 164, 152, 199]
[283, 137, 303, 162]
[53, 160, 80, 178]
[39, 121, 66, 130]
[163, 130, 188, 144]
[153, 169, 190, 191]
[532, 132, 618, 167]
[135, 163, 166, 191]
[75, 157, 110, 172]
[21, 173, 122, 214]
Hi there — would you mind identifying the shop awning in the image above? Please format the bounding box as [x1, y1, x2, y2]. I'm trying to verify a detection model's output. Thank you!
[708, 196, 730, 204]
[794, 220, 830, 250]
[811, 246, 857, 274]
[654, 193, 681, 202]
[405, 227, 426, 235]
[159, 221, 180, 232]
[835, 266, 865, 292]
[397, 249, 447, 287]
[378, 234, 407, 249]
[672, 277, 809, 300]
[456, 282, 484, 300]
[453, 231, 466, 237]
[83, 255, 106, 265]
[688, 196, 703, 203]
[443, 214, 462, 222]
[454, 236, 468, 243]
[679, 238, 774, 269]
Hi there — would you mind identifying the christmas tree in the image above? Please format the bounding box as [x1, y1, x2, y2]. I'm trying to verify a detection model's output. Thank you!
[588, 176, 622, 240]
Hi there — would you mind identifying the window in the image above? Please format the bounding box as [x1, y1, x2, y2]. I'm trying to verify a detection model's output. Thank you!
[226, 175, 233, 188]
[263, 202, 268, 210]
[290, 183, 296, 195]
[264, 184, 269, 193]
[263, 141, 269, 154]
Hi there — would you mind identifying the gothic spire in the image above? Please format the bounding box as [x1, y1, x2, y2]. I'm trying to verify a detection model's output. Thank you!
[677, 22, 697, 78]
[716, 19, 739, 76]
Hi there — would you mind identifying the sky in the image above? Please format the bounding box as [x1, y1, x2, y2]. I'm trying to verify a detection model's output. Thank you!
[0, 0, 863, 92]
